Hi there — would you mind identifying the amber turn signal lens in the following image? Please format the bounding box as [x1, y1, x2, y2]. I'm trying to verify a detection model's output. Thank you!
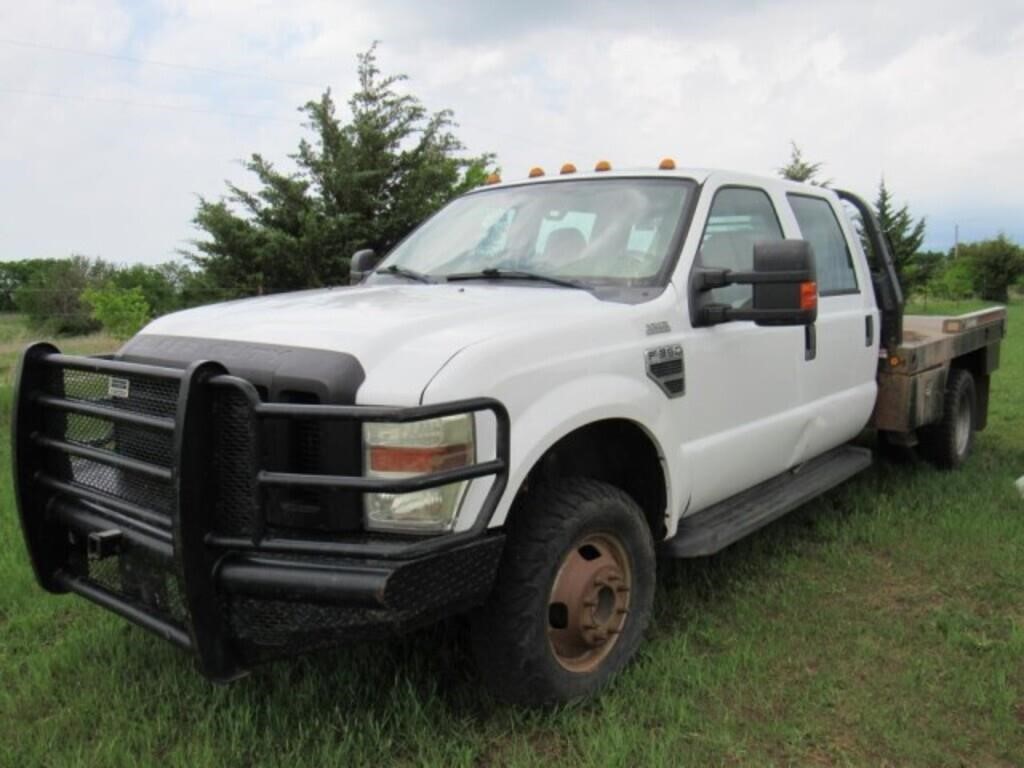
[369, 444, 471, 474]
[799, 281, 818, 311]
[528, 166, 545, 178]
[594, 160, 612, 171]
[658, 157, 676, 170]
[560, 163, 577, 174]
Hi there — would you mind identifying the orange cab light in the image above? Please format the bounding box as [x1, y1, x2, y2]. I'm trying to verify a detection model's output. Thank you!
[799, 281, 818, 311]
[369, 444, 471, 474]
[560, 163, 577, 174]
[594, 160, 612, 172]
[658, 157, 676, 170]
[485, 172, 502, 185]
[528, 166, 545, 178]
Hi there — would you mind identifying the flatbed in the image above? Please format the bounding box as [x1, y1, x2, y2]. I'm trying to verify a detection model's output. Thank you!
[873, 307, 1006, 434]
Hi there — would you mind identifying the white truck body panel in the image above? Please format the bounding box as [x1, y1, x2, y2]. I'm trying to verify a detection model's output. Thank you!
[137, 169, 881, 539]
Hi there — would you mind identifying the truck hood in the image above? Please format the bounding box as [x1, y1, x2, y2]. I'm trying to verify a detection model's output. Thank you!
[132, 283, 617, 404]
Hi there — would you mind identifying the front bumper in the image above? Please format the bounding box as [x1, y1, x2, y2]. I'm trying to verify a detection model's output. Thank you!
[12, 343, 509, 680]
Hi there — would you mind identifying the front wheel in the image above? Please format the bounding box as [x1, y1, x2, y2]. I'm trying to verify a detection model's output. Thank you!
[470, 478, 655, 706]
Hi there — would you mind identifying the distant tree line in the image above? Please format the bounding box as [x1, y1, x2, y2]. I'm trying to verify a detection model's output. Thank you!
[779, 144, 1024, 302]
[0, 256, 214, 337]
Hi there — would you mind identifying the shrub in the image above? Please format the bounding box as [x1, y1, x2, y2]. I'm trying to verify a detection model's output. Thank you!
[959, 235, 1024, 302]
[0, 260, 54, 312]
[929, 257, 975, 300]
[82, 285, 151, 339]
[14, 256, 114, 335]
[110, 262, 193, 317]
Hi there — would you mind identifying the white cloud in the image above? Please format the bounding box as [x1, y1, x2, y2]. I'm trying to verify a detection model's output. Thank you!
[1, 0, 1022, 263]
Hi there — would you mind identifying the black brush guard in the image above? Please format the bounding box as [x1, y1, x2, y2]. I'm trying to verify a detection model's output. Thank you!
[12, 343, 510, 680]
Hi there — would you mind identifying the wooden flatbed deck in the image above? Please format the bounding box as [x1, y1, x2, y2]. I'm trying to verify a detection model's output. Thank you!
[871, 307, 1006, 433]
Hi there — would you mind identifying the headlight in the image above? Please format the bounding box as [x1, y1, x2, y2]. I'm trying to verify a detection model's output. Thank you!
[363, 414, 475, 533]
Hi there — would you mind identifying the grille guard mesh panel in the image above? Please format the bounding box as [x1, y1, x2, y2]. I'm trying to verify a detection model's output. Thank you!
[13, 344, 510, 678]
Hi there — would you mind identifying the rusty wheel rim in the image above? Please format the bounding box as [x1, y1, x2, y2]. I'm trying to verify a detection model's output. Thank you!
[547, 533, 632, 673]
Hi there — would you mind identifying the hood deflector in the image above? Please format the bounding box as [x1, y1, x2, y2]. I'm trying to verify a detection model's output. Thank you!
[119, 335, 365, 405]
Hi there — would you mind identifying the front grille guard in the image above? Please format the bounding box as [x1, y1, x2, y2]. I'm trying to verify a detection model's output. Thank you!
[12, 343, 510, 680]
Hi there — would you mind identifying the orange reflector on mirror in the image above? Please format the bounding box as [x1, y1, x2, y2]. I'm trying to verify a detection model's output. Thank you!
[800, 281, 818, 311]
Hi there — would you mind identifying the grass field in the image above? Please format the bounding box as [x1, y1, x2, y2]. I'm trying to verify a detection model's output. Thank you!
[1, 304, 1022, 766]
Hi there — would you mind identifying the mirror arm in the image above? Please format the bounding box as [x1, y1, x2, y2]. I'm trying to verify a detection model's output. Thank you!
[695, 268, 813, 291]
[700, 304, 814, 326]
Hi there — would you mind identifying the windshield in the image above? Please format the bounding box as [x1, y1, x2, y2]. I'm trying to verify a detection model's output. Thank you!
[374, 178, 695, 288]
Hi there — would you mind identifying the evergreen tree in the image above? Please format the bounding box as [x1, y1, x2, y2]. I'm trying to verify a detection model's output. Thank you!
[874, 178, 926, 290]
[187, 44, 493, 298]
[777, 142, 830, 186]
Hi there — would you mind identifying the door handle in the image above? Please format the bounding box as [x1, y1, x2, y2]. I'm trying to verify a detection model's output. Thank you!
[805, 324, 817, 361]
[865, 315, 874, 347]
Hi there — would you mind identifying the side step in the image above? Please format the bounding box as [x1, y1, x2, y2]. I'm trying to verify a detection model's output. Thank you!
[662, 445, 872, 558]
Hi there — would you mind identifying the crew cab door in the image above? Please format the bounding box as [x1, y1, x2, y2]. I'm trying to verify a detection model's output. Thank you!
[679, 184, 806, 513]
[783, 192, 879, 459]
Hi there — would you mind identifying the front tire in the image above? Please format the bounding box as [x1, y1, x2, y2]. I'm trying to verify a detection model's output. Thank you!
[919, 368, 976, 470]
[471, 478, 655, 706]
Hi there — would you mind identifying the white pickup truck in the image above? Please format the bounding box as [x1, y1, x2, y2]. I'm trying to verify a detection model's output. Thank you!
[12, 164, 1006, 705]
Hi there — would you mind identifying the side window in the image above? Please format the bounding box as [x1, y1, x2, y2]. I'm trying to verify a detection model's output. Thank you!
[699, 187, 784, 307]
[788, 194, 859, 296]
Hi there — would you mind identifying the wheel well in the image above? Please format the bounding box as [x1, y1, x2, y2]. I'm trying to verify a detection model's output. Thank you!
[516, 420, 668, 540]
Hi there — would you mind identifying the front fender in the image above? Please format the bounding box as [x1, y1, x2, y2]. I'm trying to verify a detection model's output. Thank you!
[431, 368, 688, 536]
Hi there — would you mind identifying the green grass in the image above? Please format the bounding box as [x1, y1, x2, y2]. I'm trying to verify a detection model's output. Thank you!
[0, 313, 117, 387]
[905, 298, 1004, 317]
[2, 301, 1022, 766]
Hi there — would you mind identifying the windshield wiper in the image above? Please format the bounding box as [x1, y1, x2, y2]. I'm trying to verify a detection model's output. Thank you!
[378, 264, 435, 283]
[445, 268, 587, 290]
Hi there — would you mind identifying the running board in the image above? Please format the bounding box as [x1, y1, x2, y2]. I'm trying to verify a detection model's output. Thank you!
[662, 446, 873, 558]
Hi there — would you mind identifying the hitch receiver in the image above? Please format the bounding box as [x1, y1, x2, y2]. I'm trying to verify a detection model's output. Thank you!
[87, 529, 123, 561]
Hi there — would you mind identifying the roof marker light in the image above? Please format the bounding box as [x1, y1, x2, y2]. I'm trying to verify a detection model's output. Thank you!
[528, 166, 545, 178]
[594, 160, 612, 172]
[658, 158, 676, 170]
[485, 173, 502, 185]
[560, 163, 577, 174]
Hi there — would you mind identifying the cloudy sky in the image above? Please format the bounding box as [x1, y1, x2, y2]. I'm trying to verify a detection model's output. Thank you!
[2, 0, 1022, 264]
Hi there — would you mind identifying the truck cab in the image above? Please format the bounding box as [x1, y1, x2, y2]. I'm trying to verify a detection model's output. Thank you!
[12, 163, 1005, 705]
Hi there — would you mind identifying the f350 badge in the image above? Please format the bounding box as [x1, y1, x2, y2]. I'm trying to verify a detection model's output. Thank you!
[645, 344, 685, 398]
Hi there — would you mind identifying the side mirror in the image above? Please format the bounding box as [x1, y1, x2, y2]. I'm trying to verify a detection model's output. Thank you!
[694, 239, 817, 326]
[350, 249, 381, 285]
